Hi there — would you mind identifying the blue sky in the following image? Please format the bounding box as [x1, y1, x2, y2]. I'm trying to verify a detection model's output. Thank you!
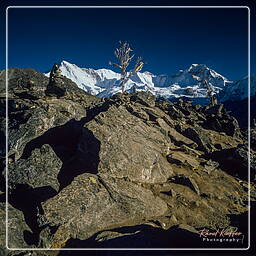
[5, 6, 250, 80]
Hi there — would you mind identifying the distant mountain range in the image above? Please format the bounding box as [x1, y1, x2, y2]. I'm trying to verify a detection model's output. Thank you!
[45, 60, 255, 103]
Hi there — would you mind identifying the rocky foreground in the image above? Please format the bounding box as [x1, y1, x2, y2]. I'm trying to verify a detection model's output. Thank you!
[0, 68, 256, 255]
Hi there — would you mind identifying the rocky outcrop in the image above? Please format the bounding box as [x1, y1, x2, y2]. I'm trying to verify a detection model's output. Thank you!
[0, 68, 101, 164]
[45, 64, 66, 97]
[40, 174, 168, 247]
[0, 68, 255, 253]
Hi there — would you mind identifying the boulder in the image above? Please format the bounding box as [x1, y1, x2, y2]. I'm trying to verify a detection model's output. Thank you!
[6, 97, 87, 162]
[8, 144, 61, 191]
[83, 105, 173, 184]
[40, 173, 168, 246]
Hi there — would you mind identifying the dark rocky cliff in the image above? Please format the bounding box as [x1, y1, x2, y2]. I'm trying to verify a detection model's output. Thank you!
[0, 68, 255, 255]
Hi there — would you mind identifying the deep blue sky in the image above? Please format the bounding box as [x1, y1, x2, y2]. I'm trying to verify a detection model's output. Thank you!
[6, 7, 249, 80]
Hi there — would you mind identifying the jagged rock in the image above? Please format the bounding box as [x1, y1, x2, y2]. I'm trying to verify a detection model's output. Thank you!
[166, 105, 185, 120]
[143, 107, 165, 121]
[178, 144, 202, 158]
[168, 174, 200, 195]
[130, 91, 156, 107]
[125, 105, 150, 121]
[40, 173, 168, 246]
[155, 98, 174, 112]
[202, 160, 219, 174]
[8, 144, 62, 191]
[166, 151, 200, 169]
[156, 118, 197, 148]
[5, 94, 93, 162]
[203, 114, 241, 137]
[0, 68, 49, 94]
[7, 106, 50, 161]
[183, 126, 241, 153]
[183, 127, 214, 153]
[6, 103, 81, 162]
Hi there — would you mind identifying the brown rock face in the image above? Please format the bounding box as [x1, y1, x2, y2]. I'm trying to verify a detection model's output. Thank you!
[84, 105, 173, 183]
[0, 68, 255, 252]
[42, 173, 168, 244]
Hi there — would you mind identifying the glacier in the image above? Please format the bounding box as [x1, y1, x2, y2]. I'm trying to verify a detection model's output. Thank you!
[45, 60, 254, 103]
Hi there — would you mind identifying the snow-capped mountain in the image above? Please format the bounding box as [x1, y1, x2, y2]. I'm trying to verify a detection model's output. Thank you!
[46, 61, 120, 95]
[220, 75, 255, 102]
[45, 60, 253, 102]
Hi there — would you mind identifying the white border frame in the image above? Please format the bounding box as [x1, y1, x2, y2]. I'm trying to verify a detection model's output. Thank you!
[5, 5, 251, 251]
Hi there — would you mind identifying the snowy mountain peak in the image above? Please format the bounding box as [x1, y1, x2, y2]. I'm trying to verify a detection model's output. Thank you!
[187, 63, 228, 81]
[61, 60, 69, 65]
[188, 63, 208, 72]
[44, 60, 253, 103]
[60, 60, 76, 68]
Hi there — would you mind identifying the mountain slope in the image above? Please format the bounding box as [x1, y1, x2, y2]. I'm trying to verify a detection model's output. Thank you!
[1, 68, 256, 251]
[220, 75, 256, 102]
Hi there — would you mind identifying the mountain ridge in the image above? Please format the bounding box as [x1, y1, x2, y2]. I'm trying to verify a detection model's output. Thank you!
[46, 61, 238, 102]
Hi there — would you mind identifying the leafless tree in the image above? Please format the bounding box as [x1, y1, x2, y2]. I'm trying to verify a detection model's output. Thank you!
[192, 73, 217, 106]
[109, 41, 144, 93]
[203, 78, 217, 105]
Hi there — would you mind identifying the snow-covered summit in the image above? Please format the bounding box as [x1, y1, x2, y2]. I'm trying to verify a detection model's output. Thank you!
[45, 60, 252, 102]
